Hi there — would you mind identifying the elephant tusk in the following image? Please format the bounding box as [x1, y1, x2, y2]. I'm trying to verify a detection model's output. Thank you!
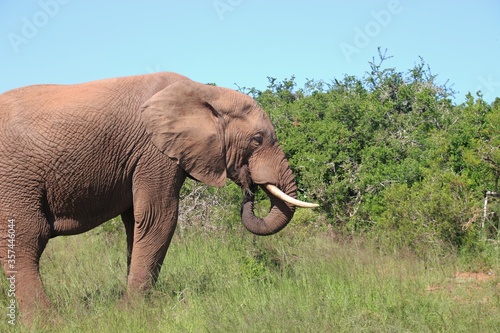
[264, 184, 320, 208]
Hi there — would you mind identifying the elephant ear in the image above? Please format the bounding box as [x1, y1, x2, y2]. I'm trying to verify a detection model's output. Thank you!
[140, 80, 227, 187]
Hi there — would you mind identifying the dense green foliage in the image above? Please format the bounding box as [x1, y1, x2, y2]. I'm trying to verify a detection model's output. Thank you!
[239, 51, 500, 259]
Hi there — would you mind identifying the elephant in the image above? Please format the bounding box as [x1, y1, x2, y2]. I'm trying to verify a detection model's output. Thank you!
[0, 72, 317, 322]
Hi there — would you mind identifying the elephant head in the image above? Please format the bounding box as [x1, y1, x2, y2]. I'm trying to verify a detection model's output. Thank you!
[140, 79, 317, 235]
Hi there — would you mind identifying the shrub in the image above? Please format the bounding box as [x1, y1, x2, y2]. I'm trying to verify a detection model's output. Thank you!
[242, 50, 500, 259]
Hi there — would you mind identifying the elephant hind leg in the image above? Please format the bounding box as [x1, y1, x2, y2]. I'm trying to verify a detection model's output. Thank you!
[0, 209, 53, 324]
[121, 208, 135, 276]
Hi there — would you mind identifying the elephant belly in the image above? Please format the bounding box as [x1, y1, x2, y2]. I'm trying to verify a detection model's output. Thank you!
[51, 217, 106, 236]
[47, 187, 133, 237]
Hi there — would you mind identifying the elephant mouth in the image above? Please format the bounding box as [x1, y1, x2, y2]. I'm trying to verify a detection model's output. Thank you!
[233, 164, 253, 193]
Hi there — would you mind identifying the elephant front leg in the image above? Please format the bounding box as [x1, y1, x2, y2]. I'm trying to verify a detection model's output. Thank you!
[126, 193, 179, 292]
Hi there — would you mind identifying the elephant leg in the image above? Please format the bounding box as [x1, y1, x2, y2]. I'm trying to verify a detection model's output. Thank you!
[125, 153, 185, 293]
[121, 209, 135, 276]
[126, 193, 179, 292]
[0, 209, 53, 323]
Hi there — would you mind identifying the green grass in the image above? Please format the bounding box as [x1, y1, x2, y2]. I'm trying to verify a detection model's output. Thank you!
[1, 221, 499, 332]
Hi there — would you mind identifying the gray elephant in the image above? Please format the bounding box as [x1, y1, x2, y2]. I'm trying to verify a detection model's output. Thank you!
[0, 72, 317, 322]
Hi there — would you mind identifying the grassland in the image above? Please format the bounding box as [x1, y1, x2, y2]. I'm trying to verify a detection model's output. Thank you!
[1, 218, 499, 333]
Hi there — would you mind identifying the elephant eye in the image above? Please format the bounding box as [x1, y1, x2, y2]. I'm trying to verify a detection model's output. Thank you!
[252, 134, 264, 147]
[254, 134, 264, 144]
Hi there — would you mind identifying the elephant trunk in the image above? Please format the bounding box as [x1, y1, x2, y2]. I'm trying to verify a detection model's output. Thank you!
[240, 187, 294, 236]
[239, 144, 318, 236]
[240, 161, 318, 235]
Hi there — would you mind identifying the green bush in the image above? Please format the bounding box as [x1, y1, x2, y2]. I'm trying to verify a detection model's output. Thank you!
[243, 49, 500, 260]
[372, 171, 476, 257]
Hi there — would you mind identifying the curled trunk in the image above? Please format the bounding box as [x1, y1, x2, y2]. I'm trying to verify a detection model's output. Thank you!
[240, 146, 318, 236]
[241, 183, 296, 236]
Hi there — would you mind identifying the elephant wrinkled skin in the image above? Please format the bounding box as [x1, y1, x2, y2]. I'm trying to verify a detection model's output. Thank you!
[0, 72, 317, 323]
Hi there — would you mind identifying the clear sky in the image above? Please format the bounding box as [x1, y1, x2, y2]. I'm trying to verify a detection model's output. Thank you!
[1, 1, 499, 103]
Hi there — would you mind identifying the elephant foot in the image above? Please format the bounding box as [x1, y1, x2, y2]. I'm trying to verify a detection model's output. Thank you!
[118, 289, 150, 312]
[20, 305, 64, 330]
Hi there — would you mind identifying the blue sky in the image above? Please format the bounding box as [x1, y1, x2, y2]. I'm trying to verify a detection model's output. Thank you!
[1, 1, 499, 103]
